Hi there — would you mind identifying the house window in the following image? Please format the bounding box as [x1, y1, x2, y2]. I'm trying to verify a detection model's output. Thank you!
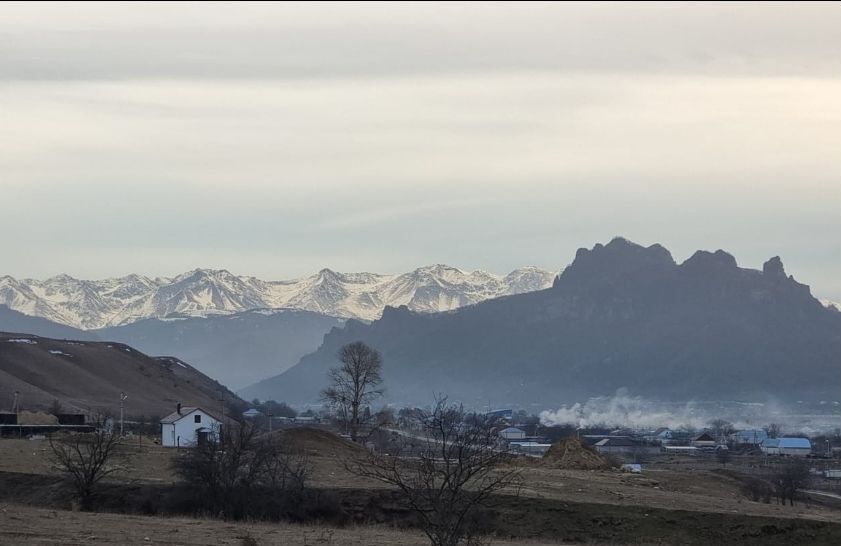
[194, 414, 201, 423]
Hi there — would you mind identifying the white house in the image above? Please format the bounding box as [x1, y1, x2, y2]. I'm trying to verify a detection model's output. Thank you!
[499, 427, 526, 441]
[160, 405, 223, 448]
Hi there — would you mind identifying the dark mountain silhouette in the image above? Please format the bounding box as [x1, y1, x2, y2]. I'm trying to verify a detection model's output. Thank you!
[244, 238, 841, 406]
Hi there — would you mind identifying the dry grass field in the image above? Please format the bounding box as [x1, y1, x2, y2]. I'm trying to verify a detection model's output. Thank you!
[1, 428, 840, 545]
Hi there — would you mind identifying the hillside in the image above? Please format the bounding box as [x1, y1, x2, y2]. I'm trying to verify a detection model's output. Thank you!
[0, 305, 98, 341]
[244, 238, 841, 406]
[97, 309, 344, 389]
[0, 332, 244, 418]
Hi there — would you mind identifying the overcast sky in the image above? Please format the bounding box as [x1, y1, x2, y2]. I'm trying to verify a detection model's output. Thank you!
[1, 2, 839, 299]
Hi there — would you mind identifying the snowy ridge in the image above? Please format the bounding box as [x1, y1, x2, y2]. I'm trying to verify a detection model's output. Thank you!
[0, 265, 557, 329]
[821, 299, 841, 312]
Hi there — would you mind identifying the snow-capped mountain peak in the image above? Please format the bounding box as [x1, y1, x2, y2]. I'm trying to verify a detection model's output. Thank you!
[0, 265, 558, 329]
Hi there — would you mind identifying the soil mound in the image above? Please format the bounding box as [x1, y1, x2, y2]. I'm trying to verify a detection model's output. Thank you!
[275, 427, 364, 457]
[542, 437, 609, 470]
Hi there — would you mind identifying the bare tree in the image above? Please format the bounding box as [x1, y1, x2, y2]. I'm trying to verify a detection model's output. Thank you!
[321, 341, 384, 442]
[348, 397, 521, 546]
[49, 420, 123, 510]
[173, 421, 310, 519]
[764, 423, 783, 439]
[772, 460, 810, 506]
[259, 436, 310, 502]
[709, 419, 736, 442]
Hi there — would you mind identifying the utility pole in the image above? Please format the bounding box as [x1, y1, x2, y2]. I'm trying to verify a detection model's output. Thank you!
[13, 391, 20, 439]
[267, 412, 273, 434]
[120, 391, 128, 436]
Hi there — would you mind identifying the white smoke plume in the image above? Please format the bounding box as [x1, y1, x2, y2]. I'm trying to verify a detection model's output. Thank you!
[538, 390, 840, 434]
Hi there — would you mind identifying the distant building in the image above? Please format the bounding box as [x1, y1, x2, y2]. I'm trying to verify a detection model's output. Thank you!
[652, 428, 673, 443]
[778, 437, 811, 457]
[499, 427, 526, 440]
[692, 432, 716, 448]
[729, 429, 768, 445]
[56, 414, 86, 426]
[242, 408, 263, 419]
[160, 404, 223, 448]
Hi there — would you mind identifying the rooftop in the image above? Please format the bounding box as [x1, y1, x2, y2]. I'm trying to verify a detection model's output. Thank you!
[160, 406, 222, 424]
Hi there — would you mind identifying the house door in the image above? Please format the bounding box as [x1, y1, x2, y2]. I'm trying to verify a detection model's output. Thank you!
[197, 430, 208, 446]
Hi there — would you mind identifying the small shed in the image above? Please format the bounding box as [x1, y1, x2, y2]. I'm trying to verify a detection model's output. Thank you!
[160, 405, 223, 448]
[499, 427, 526, 441]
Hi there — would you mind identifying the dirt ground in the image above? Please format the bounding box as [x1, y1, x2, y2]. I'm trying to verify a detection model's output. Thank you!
[0, 503, 565, 546]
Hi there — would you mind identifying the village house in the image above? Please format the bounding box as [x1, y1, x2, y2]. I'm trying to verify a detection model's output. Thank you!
[729, 429, 768, 445]
[160, 404, 223, 448]
[691, 432, 717, 448]
[499, 427, 526, 441]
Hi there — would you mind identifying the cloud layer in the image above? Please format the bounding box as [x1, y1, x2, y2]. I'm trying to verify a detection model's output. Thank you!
[1, 2, 838, 298]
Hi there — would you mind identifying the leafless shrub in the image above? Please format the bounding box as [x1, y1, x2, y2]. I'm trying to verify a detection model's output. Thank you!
[772, 460, 810, 506]
[741, 477, 772, 503]
[172, 421, 310, 519]
[348, 396, 521, 546]
[49, 417, 123, 510]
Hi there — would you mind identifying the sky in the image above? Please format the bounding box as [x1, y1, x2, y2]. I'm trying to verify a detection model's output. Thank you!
[1, 2, 839, 299]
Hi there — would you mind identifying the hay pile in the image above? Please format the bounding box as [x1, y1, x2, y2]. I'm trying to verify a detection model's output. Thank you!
[16, 411, 58, 425]
[541, 437, 609, 470]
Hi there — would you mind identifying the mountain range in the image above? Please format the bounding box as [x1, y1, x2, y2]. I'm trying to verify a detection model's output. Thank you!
[243, 238, 841, 406]
[0, 265, 556, 329]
